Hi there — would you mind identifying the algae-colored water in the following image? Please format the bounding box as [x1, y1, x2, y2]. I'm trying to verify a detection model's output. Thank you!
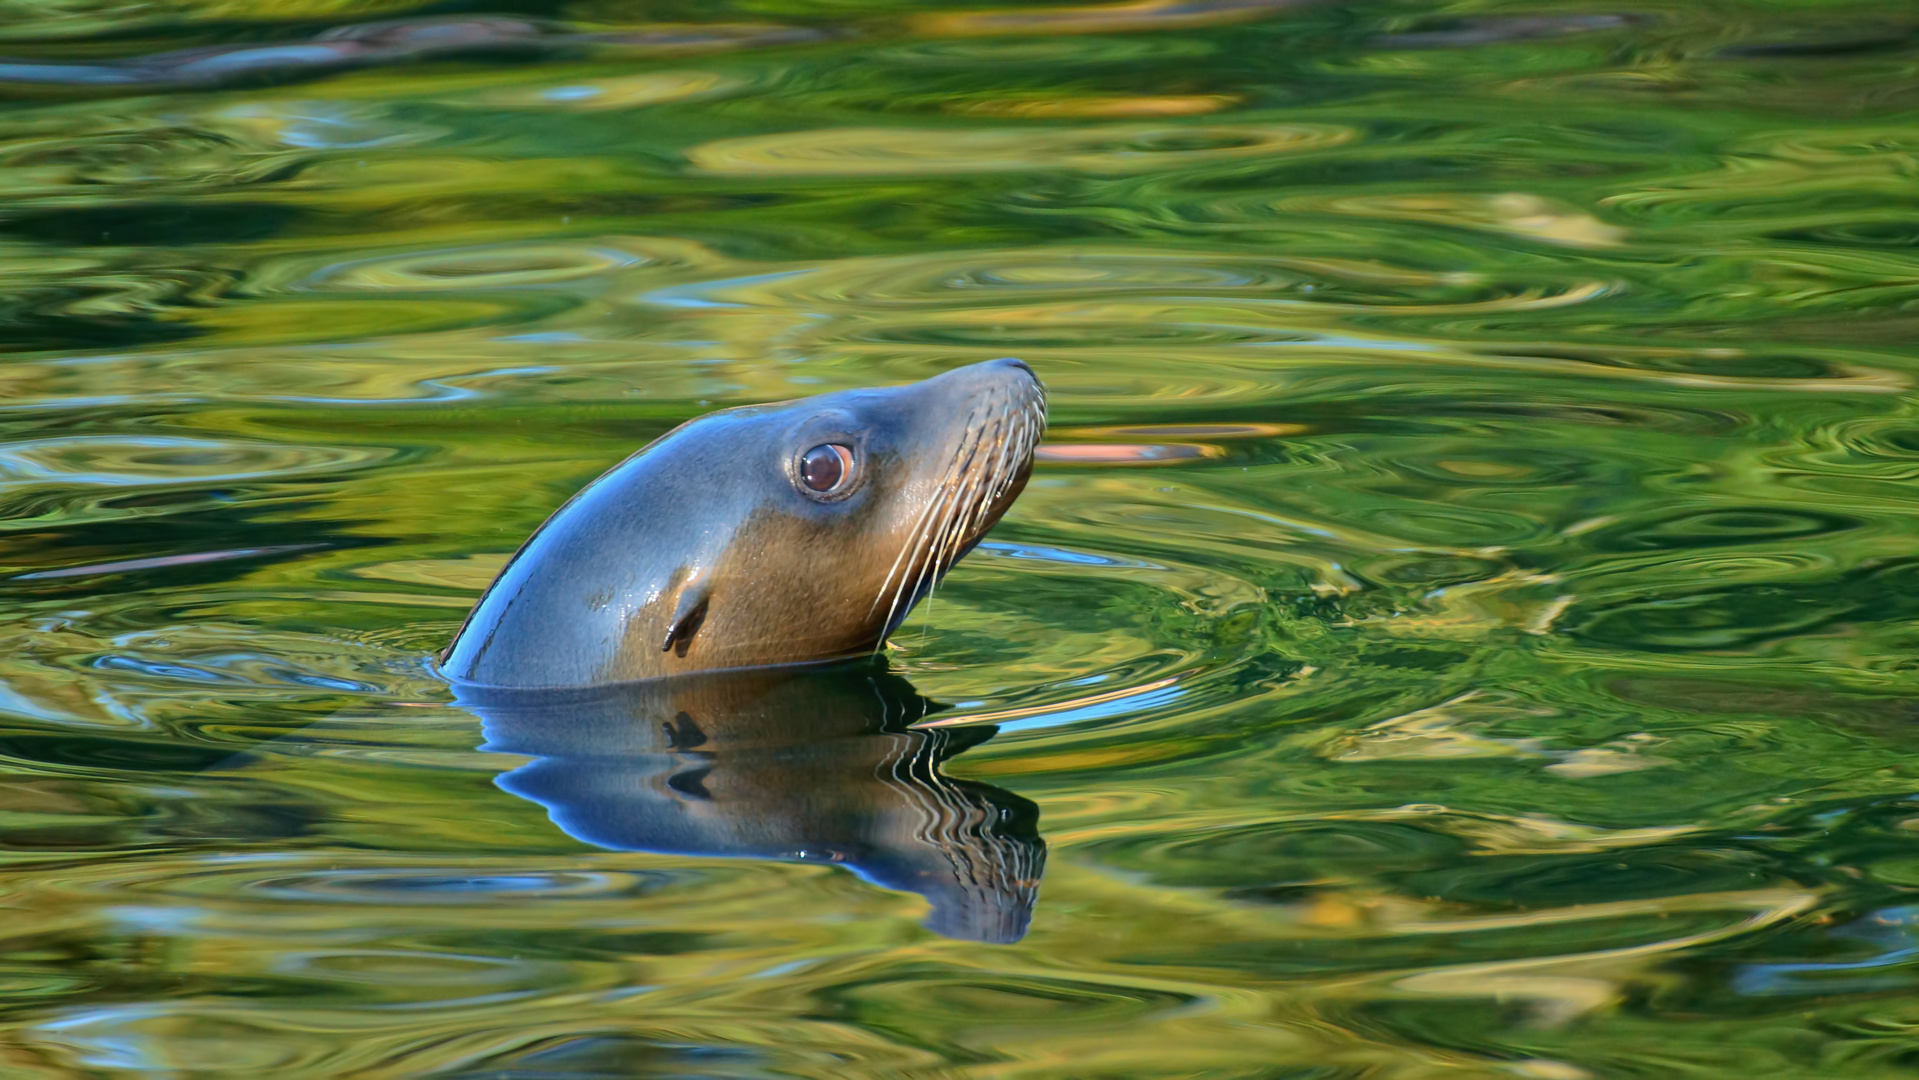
[2, 1, 1918, 1075]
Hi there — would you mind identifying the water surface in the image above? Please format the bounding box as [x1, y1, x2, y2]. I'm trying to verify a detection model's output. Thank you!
[2, 0, 1919, 1075]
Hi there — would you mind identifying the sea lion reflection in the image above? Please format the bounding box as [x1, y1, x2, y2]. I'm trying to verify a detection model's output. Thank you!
[460, 666, 1045, 943]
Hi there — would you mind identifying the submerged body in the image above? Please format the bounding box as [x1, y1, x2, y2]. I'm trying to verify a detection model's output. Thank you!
[443, 358, 1044, 688]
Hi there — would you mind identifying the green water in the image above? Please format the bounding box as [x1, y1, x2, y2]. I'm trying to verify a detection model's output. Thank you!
[2, 0, 1918, 1075]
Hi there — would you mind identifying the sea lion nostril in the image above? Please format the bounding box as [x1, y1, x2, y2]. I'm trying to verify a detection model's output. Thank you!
[800, 443, 852, 492]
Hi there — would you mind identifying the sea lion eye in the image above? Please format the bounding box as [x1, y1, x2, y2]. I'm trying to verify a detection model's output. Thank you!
[799, 443, 854, 494]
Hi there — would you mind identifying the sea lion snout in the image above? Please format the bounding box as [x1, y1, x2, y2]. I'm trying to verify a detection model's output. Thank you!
[443, 359, 1045, 688]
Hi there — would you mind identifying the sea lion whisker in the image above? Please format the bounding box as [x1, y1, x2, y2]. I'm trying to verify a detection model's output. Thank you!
[908, 442, 974, 589]
[884, 507, 946, 642]
[918, 409, 1003, 624]
[870, 398, 986, 630]
[914, 457, 975, 620]
[963, 438, 1009, 543]
[931, 440, 982, 570]
[964, 406, 1010, 516]
[959, 428, 1018, 557]
[882, 446, 974, 641]
[875, 384, 1039, 653]
[868, 464, 954, 624]
[940, 406, 996, 539]
[868, 396, 987, 627]
[963, 404, 1030, 566]
[974, 409, 1023, 532]
[934, 423, 994, 575]
[893, 521, 946, 639]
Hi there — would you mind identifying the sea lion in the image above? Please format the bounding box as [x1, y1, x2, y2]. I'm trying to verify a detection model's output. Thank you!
[464, 662, 1045, 943]
[443, 358, 1044, 688]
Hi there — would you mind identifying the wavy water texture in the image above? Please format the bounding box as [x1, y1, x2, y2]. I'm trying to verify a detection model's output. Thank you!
[0, 0, 1917, 1076]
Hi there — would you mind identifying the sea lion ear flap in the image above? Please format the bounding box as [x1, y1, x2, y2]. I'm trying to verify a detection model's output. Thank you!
[661, 579, 712, 658]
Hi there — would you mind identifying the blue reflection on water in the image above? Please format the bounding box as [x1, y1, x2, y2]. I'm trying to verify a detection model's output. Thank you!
[976, 540, 1162, 568]
[1736, 906, 1919, 996]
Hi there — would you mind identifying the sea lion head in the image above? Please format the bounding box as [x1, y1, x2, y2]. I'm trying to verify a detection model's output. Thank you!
[443, 358, 1044, 687]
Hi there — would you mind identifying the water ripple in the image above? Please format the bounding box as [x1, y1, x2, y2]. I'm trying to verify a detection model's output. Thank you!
[687, 123, 1355, 177]
[0, 3, 1913, 1075]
